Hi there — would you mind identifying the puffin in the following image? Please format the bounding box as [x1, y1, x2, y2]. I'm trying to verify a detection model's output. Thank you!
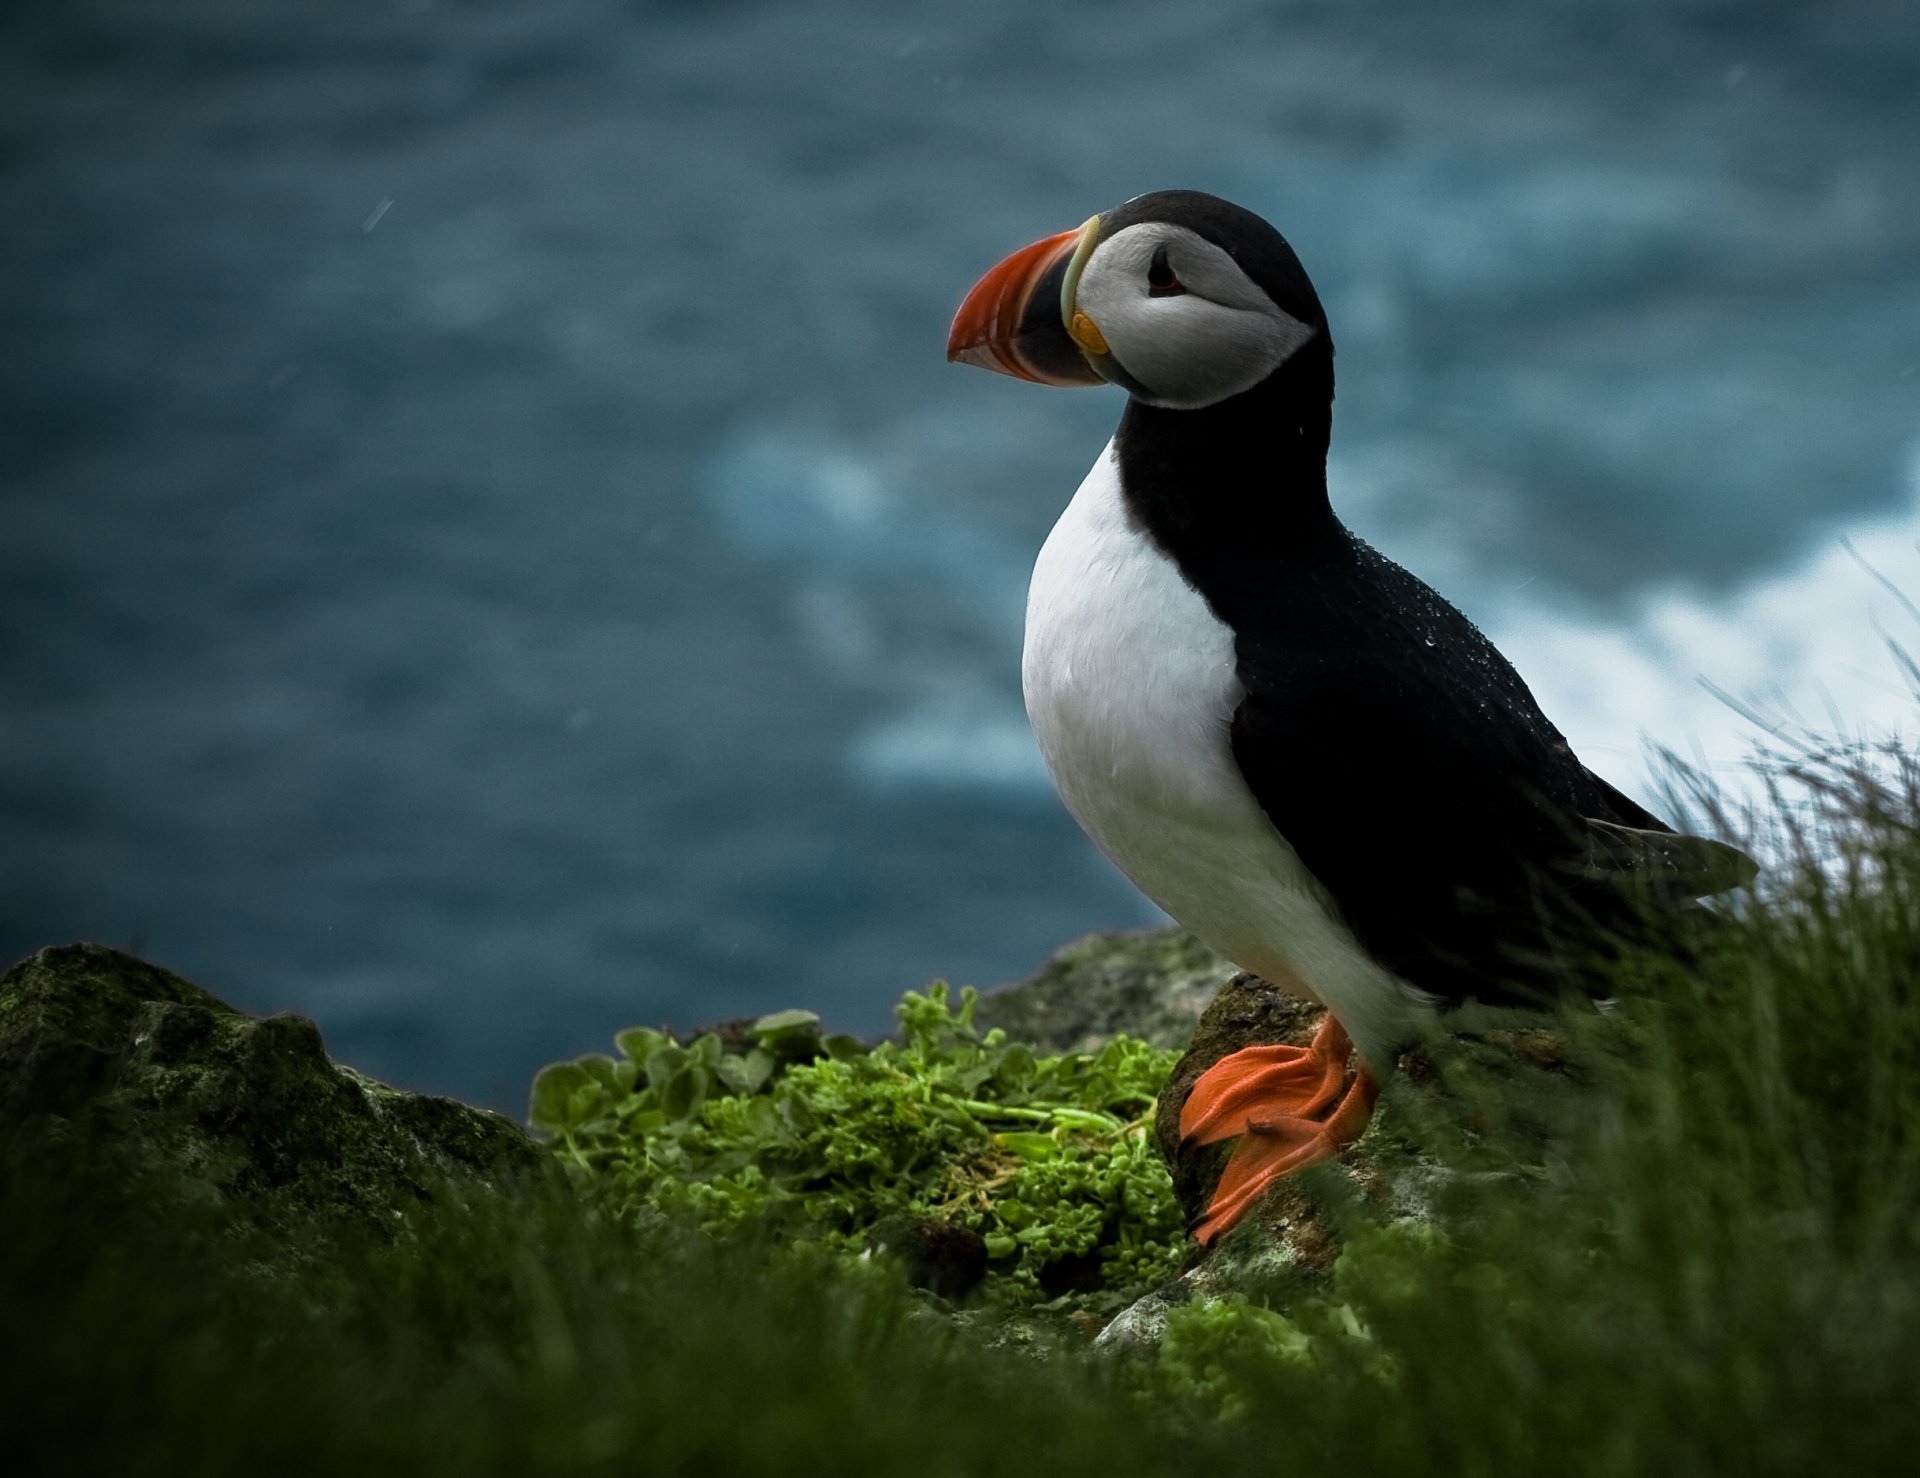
[946, 191, 1754, 1244]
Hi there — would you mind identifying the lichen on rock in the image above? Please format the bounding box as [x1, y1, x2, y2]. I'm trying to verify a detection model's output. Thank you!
[974, 926, 1239, 1054]
[1095, 955, 1610, 1351]
[0, 942, 554, 1285]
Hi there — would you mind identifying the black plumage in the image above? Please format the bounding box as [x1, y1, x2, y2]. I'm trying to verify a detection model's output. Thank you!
[1110, 196, 1751, 1009]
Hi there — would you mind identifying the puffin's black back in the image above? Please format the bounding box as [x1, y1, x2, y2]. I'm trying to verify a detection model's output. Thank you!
[1226, 530, 1693, 1006]
[1104, 194, 1742, 1008]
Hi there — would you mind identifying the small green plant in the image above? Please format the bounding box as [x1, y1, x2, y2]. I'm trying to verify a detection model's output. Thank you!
[530, 984, 1187, 1307]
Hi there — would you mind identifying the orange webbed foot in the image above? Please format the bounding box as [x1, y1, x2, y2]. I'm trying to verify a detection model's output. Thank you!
[1178, 1014, 1380, 1246]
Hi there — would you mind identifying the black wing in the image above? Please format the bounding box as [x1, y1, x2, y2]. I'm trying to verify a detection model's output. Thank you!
[1230, 536, 1753, 1006]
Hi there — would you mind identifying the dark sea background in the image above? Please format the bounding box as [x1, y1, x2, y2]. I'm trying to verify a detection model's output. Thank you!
[5, 0, 1917, 1111]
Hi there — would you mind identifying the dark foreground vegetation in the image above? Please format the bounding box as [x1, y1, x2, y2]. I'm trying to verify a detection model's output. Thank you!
[6, 752, 1920, 1475]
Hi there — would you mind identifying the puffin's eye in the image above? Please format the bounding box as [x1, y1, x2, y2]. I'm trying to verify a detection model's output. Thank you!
[1146, 246, 1185, 298]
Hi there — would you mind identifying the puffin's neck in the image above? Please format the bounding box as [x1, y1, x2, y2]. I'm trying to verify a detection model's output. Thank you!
[1111, 341, 1341, 619]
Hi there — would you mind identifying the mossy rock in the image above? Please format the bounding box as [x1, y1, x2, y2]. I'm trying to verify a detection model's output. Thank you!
[975, 927, 1238, 1054]
[1101, 970, 1601, 1349]
[0, 942, 555, 1285]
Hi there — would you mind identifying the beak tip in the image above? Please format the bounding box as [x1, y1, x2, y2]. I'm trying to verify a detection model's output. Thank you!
[945, 339, 997, 372]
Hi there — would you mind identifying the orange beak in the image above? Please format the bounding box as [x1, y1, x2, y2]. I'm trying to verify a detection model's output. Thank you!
[946, 223, 1108, 387]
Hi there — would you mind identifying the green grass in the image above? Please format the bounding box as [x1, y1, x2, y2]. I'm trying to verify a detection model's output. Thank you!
[7, 752, 1920, 1475]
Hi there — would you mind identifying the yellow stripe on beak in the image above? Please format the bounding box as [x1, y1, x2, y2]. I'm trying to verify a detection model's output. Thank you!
[1060, 216, 1109, 357]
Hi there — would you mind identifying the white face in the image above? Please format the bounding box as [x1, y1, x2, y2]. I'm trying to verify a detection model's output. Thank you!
[1072, 222, 1318, 411]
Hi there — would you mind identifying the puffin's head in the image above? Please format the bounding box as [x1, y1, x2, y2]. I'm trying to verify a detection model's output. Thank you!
[946, 191, 1329, 412]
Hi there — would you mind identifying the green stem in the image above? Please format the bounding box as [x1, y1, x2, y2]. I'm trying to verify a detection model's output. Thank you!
[958, 1101, 1053, 1122]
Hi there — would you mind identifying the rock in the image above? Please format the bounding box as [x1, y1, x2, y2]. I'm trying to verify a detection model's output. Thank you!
[969, 933, 1400, 1340]
[0, 934, 1586, 1349]
[974, 927, 1239, 1054]
[1100, 966, 1596, 1349]
[1152, 974, 1366, 1281]
[0, 942, 555, 1283]
[968, 931, 1388, 1325]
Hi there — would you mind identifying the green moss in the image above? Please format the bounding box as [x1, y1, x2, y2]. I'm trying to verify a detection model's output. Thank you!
[974, 927, 1237, 1052]
[0, 942, 551, 1289]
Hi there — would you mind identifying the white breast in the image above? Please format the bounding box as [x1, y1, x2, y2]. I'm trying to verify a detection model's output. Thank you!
[1020, 441, 1424, 1065]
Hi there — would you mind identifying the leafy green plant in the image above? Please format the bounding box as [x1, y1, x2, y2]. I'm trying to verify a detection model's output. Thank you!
[530, 984, 1187, 1307]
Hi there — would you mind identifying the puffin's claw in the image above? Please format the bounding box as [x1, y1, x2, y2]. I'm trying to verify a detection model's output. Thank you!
[1178, 1014, 1379, 1246]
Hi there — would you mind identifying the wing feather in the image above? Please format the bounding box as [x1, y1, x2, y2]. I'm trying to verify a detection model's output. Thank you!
[1228, 545, 1752, 1005]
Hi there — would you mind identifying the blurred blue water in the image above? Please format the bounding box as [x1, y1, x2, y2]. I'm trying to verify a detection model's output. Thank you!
[4, 0, 1917, 1110]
